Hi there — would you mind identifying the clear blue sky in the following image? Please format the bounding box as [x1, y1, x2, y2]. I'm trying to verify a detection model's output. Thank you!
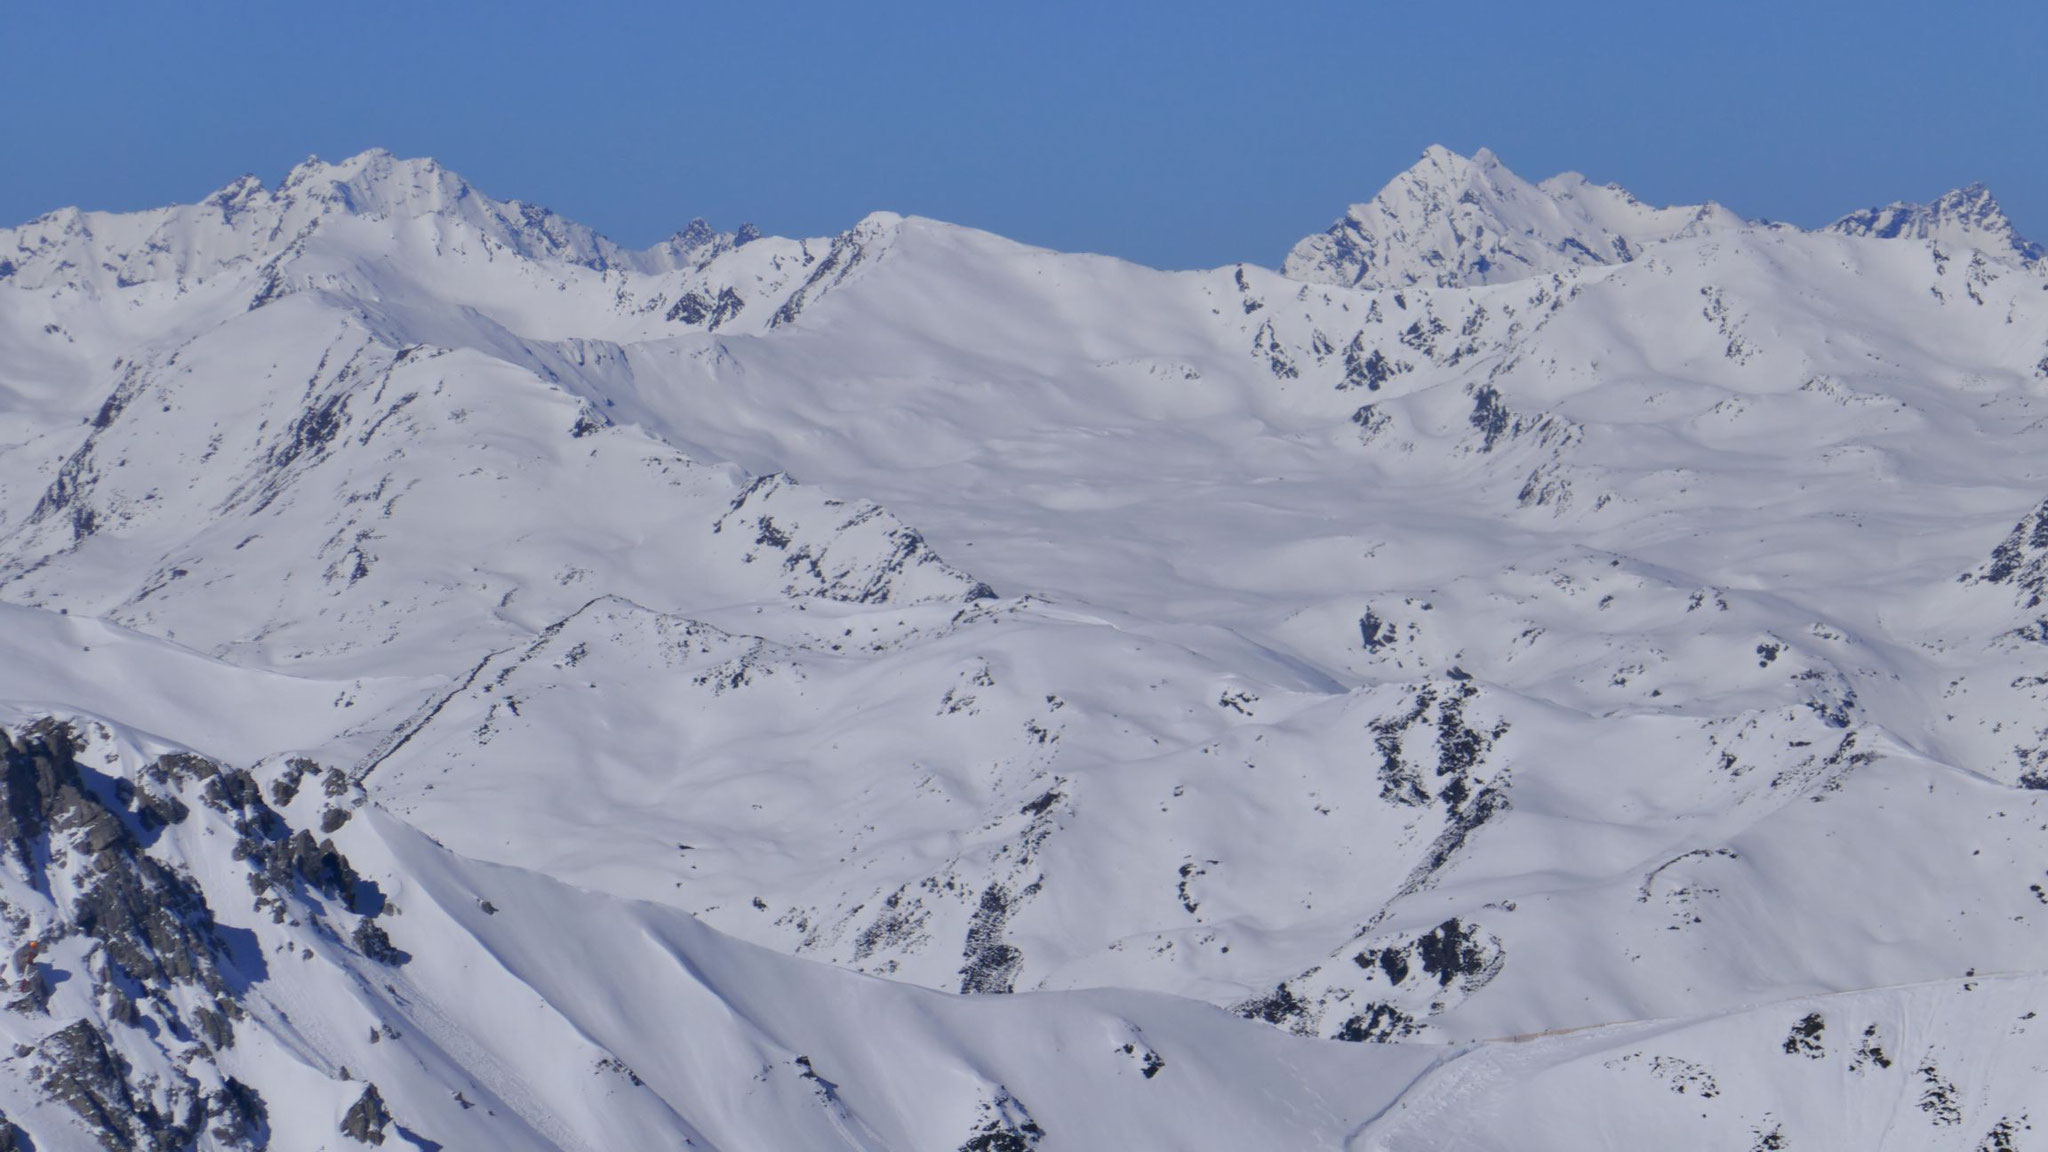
[4, 1, 2043, 270]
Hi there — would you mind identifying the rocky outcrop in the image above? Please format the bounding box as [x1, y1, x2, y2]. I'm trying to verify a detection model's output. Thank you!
[957, 1087, 1044, 1152]
[340, 1083, 392, 1145]
[0, 723, 413, 1150]
[29, 1018, 266, 1151]
[711, 473, 995, 605]
[0, 725, 239, 1007]
[1963, 496, 2048, 608]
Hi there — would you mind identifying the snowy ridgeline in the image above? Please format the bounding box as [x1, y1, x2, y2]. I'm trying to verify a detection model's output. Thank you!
[0, 145, 2047, 1148]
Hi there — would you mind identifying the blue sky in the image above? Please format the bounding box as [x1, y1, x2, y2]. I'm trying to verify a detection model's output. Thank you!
[4, 1, 2043, 270]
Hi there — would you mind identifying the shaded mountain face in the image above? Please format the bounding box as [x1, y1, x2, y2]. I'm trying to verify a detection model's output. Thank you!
[0, 147, 2046, 1150]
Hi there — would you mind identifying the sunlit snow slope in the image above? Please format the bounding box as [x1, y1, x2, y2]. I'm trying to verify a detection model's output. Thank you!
[1, 145, 2046, 1149]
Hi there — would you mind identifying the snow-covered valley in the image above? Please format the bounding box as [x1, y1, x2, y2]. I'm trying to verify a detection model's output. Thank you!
[1, 144, 2046, 1148]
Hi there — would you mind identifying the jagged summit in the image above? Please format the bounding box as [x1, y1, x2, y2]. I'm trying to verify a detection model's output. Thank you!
[1284, 146, 2045, 290]
[1282, 145, 1746, 290]
[1828, 181, 2044, 267]
[268, 149, 739, 272]
[0, 148, 739, 294]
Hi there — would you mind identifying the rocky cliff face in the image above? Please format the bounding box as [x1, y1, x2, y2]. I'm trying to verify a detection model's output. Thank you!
[0, 721, 396, 1151]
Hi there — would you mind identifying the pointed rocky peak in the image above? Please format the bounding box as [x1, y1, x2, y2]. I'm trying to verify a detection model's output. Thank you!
[271, 149, 666, 272]
[1828, 183, 2043, 267]
[672, 217, 720, 251]
[277, 148, 482, 223]
[639, 217, 752, 274]
[1284, 146, 1747, 290]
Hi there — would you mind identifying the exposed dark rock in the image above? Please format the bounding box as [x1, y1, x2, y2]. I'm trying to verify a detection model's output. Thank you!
[1851, 1023, 1893, 1072]
[269, 390, 349, 473]
[7, 964, 52, 1014]
[959, 882, 1028, 994]
[1359, 608, 1394, 653]
[1252, 320, 1298, 379]
[247, 261, 290, 310]
[90, 367, 145, 431]
[1371, 689, 1438, 806]
[1413, 918, 1492, 987]
[665, 286, 745, 329]
[1964, 496, 2048, 607]
[852, 887, 928, 962]
[1176, 861, 1212, 915]
[30, 441, 102, 541]
[210, 1078, 269, 1148]
[341, 1084, 392, 1145]
[34, 1019, 167, 1150]
[280, 831, 366, 908]
[1792, 669, 1857, 729]
[713, 473, 985, 605]
[957, 1088, 1044, 1152]
[1334, 1003, 1420, 1043]
[0, 726, 241, 1001]
[1783, 1011, 1825, 1058]
[1343, 401, 1392, 440]
[772, 231, 870, 328]
[1354, 918, 1505, 997]
[1341, 336, 1405, 392]
[1918, 1061, 1962, 1126]
[352, 920, 407, 966]
[267, 758, 320, 808]
[1368, 944, 1408, 985]
[194, 1002, 235, 1050]
[1232, 983, 1313, 1034]
[1401, 786, 1509, 894]
[1117, 1042, 1165, 1078]
[1979, 1116, 2029, 1152]
[30, 1017, 264, 1151]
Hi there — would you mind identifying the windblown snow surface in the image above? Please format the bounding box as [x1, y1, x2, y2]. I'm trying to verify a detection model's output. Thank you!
[0, 144, 2046, 1148]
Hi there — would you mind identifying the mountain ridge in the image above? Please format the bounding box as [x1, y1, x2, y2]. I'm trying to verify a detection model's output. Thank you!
[1284, 144, 2042, 289]
[10, 144, 2040, 300]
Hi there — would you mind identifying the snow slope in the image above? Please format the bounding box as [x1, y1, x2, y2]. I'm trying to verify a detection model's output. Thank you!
[0, 145, 2046, 1148]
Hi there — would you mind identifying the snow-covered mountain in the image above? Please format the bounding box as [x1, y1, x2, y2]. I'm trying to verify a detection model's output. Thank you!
[0, 144, 2046, 1149]
[1828, 181, 2046, 269]
[1285, 144, 2043, 291]
[1283, 145, 1751, 288]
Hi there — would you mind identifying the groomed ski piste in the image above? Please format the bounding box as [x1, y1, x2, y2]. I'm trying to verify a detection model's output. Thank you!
[0, 143, 2046, 1147]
